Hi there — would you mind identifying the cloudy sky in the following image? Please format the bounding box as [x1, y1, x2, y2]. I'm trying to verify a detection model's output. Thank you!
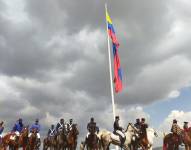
[0, 0, 191, 147]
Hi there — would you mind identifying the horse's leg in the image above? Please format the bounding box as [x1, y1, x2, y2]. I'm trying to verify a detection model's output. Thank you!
[187, 145, 189, 150]
[175, 144, 179, 150]
[185, 145, 188, 150]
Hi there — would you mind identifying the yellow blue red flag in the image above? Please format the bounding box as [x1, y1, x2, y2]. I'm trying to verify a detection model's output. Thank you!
[106, 11, 122, 93]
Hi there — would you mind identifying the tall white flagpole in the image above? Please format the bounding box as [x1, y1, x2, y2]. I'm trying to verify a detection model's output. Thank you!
[105, 4, 119, 150]
[105, 3, 116, 121]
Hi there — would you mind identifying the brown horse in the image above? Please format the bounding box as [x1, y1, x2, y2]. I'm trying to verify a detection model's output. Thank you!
[182, 128, 191, 150]
[28, 128, 39, 150]
[56, 128, 67, 150]
[67, 124, 79, 150]
[163, 133, 180, 150]
[138, 134, 150, 150]
[1, 132, 17, 150]
[2, 126, 29, 150]
[43, 136, 57, 150]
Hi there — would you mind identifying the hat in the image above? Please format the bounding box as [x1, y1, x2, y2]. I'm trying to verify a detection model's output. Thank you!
[115, 116, 119, 119]
[70, 119, 73, 121]
[136, 118, 140, 121]
[184, 121, 188, 124]
[173, 119, 177, 123]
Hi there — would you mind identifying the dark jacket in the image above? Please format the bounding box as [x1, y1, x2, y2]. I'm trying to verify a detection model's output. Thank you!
[113, 120, 123, 132]
[48, 128, 56, 137]
[87, 122, 96, 133]
[134, 122, 141, 130]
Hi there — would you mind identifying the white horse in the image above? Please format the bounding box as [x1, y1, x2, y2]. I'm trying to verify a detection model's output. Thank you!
[128, 126, 158, 150]
[146, 128, 158, 150]
[98, 123, 135, 150]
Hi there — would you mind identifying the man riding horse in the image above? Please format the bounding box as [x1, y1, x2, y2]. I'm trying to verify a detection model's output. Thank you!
[48, 124, 56, 138]
[134, 118, 141, 130]
[12, 118, 24, 142]
[85, 117, 99, 148]
[113, 116, 126, 148]
[140, 118, 148, 139]
[56, 118, 67, 134]
[29, 119, 41, 147]
[183, 122, 189, 132]
[171, 119, 182, 145]
[67, 119, 74, 133]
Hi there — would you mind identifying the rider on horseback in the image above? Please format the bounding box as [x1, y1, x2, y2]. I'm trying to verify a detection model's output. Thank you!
[12, 118, 24, 142]
[67, 119, 73, 132]
[139, 118, 149, 145]
[171, 119, 182, 145]
[48, 124, 56, 139]
[0, 121, 4, 144]
[140, 118, 148, 136]
[134, 118, 141, 130]
[87, 117, 97, 136]
[183, 122, 189, 132]
[29, 119, 41, 144]
[85, 117, 99, 148]
[132, 118, 141, 147]
[56, 118, 66, 133]
[113, 116, 125, 148]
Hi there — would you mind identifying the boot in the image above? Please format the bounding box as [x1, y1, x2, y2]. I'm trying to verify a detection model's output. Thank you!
[120, 137, 125, 148]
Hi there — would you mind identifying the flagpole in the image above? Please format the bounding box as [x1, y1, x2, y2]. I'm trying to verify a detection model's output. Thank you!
[105, 3, 116, 123]
[105, 4, 119, 150]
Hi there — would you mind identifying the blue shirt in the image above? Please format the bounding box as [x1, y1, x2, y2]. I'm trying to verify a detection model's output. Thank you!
[12, 122, 24, 133]
[30, 124, 40, 132]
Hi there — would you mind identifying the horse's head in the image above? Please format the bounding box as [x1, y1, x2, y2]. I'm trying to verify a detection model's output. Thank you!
[126, 123, 135, 133]
[125, 123, 138, 139]
[21, 126, 29, 137]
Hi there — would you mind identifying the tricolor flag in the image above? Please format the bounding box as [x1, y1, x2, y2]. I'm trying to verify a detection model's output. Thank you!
[106, 11, 123, 93]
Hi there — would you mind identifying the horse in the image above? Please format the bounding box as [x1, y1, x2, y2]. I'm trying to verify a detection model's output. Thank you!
[44, 136, 57, 150]
[98, 123, 136, 150]
[56, 127, 67, 150]
[163, 132, 181, 150]
[1, 132, 16, 150]
[2, 126, 29, 150]
[134, 128, 158, 150]
[67, 124, 79, 150]
[85, 131, 99, 150]
[17, 126, 29, 150]
[28, 128, 40, 150]
[182, 128, 191, 150]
